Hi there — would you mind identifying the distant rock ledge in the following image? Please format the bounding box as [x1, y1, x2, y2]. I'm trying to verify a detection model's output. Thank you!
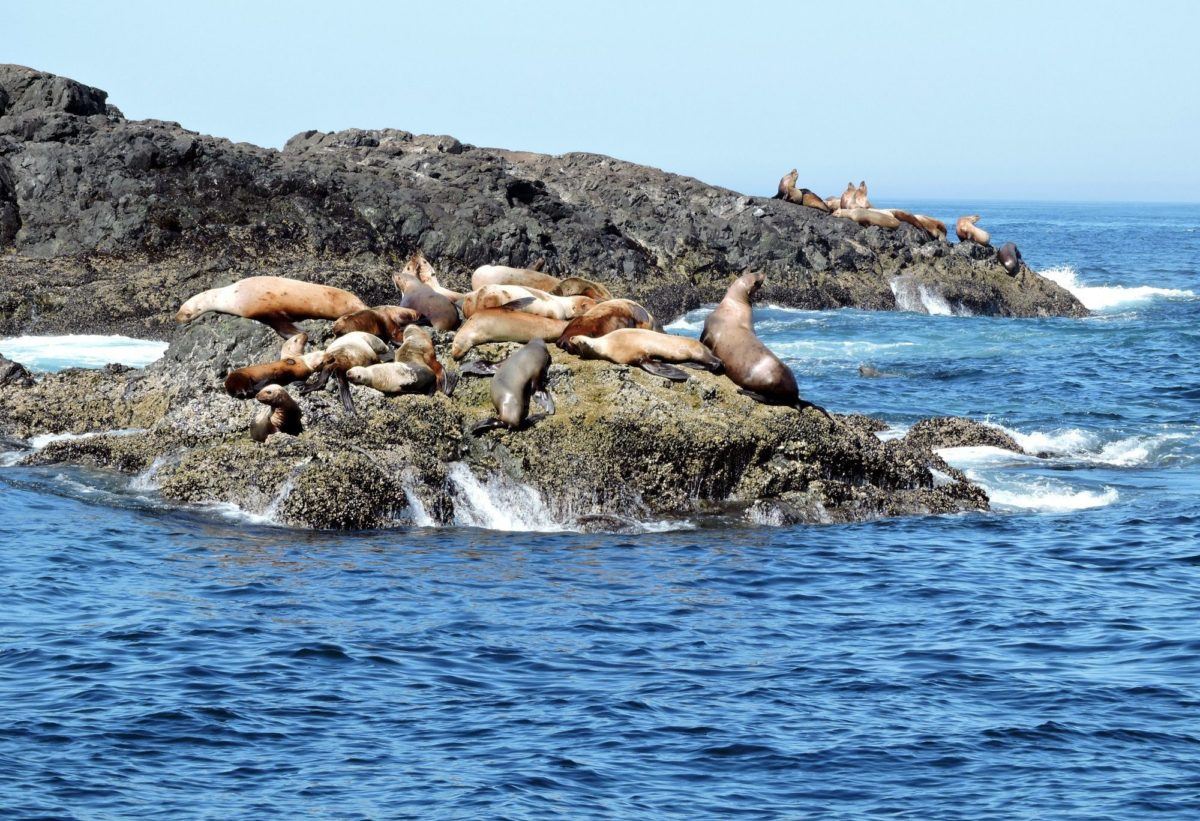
[0, 63, 1085, 340]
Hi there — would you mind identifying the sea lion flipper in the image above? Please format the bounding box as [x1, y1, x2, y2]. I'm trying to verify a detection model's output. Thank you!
[676, 361, 708, 370]
[460, 360, 499, 377]
[266, 315, 304, 339]
[337, 372, 357, 415]
[470, 417, 505, 436]
[640, 360, 689, 382]
[529, 257, 545, 272]
[532, 390, 555, 415]
[300, 366, 332, 395]
[520, 413, 548, 430]
[500, 297, 537, 312]
[441, 369, 459, 397]
[737, 388, 771, 404]
[797, 399, 836, 423]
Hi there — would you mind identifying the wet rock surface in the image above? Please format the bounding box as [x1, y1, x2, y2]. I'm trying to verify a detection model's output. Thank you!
[0, 318, 989, 529]
[0, 64, 1085, 341]
[903, 417, 1025, 454]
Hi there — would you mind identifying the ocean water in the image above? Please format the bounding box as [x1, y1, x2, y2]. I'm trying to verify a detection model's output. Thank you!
[1, 201, 1198, 817]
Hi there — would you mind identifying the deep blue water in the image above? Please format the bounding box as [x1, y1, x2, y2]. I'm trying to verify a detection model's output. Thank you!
[2, 201, 1198, 818]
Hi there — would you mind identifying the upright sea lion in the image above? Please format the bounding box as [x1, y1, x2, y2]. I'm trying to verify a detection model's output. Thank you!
[774, 169, 799, 199]
[998, 242, 1023, 275]
[300, 331, 390, 413]
[839, 182, 856, 210]
[701, 271, 833, 419]
[393, 269, 461, 331]
[332, 306, 421, 342]
[556, 299, 658, 353]
[224, 333, 320, 399]
[346, 325, 453, 397]
[571, 328, 723, 381]
[401, 250, 469, 303]
[470, 338, 555, 435]
[552, 277, 613, 301]
[855, 181, 873, 209]
[956, 215, 991, 246]
[176, 276, 368, 337]
[833, 208, 901, 230]
[471, 264, 562, 293]
[451, 310, 568, 360]
[250, 385, 303, 442]
[462, 285, 595, 321]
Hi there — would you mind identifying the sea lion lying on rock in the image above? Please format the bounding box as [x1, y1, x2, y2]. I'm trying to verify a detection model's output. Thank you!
[462, 285, 595, 321]
[224, 333, 321, 399]
[956, 215, 990, 246]
[551, 277, 613, 301]
[571, 328, 723, 382]
[176, 276, 368, 338]
[300, 331, 390, 413]
[393, 266, 461, 331]
[834, 208, 901, 230]
[451, 310, 568, 360]
[347, 325, 454, 397]
[332, 306, 421, 342]
[401, 250, 469, 303]
[556, 299, 659, 353]
[471, 264, 562, 293]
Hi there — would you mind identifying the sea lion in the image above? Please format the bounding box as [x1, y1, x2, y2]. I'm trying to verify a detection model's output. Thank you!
[956, 215, 990, 246]
[346, 325, 453, 397]
[839, 182, 856, 210]
[796, 188, 832, 212]
[911, 214, 948, 240]
[552, 277, 613, 301]
[998, 242, 1023, 275]
[451, 310, 568, 360]
[833, 208, 901, 230]
[250, 385, 303, 442]
[701, 271, 832, 419]
[556, 299, 658, 353]
[571, 328, 723, 381]
[393, 268, 461, 331]
[332, 306, 421, 342]
[462, 285, 595, 321]
[471, 264, 562, 293]
[528, 257, 546, 272]
[470, 337, 555, 435]
[824, 195, 842, 212]
[176, 276, 368, 338]
[300, 331, 390, 413]
[401, 250, 469, 303]
[774, 169, 799, 199]
[880, 209, 933, 237]
[224, 333, 320, 399]
[855, 181, 873, 209]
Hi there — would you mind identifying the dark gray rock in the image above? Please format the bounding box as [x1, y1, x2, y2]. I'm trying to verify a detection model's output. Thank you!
[0, 353, 32, 387]
[903, 417, 1024, 454]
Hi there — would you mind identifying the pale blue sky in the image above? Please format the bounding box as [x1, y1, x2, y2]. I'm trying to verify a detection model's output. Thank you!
[11, 1, 1199, 201]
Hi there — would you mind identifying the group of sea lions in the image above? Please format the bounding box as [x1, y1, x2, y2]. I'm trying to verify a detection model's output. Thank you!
[773, 170, 1025, 272]
[175, 254, 834, 442]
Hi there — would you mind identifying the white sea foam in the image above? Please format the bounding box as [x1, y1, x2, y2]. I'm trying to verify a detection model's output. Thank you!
[969, 472, 1120, 513]
[0, 335, 167, 372]
[889, 278, 968, 316]
[27, 428, 146, 450]
[447, 462, 568, 531]
[988, 422, 1189, 468]
[936, 445, 1036, 469]
[1038, 265, 1194, 311]
[875, 425, 909, 442]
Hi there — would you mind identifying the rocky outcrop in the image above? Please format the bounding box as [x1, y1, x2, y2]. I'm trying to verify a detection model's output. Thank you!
[0, 353, 32, 387]
[903, 417, 1024, 454]
[0, 64, 1085, 341]
[0, 318, 988, 529]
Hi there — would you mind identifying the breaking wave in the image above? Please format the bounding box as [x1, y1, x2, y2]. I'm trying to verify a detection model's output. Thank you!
[1038, 265, 1194, 311]
[0, 334, 167, 372]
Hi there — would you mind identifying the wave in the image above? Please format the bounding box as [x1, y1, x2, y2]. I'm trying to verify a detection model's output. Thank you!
[989, 423, 1190, 468]
[1038, 266, 1194, 311]
[889, 278, 970, 316]
[0, 334, 167, 372]
[977, 474, 1120, 513]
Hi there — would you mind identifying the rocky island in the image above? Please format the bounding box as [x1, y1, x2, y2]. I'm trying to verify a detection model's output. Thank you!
[0, 65, 1072, 529]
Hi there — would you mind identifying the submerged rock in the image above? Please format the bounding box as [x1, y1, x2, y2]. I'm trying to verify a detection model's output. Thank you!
[903, 417, 1024, 454]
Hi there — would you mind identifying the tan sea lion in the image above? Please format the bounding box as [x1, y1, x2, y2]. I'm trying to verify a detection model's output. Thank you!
[551, 277, 613, 301]
[176, 276, 367, 338]
[224, 333, 321, 399]
[912, 214, 947, 240]
[470, 264, 562, 292]
[470, 337, 555, 435]
[571, 328, 723, 381]
[462, 285, 594, 321]
[556, 299, 658, 353]
[833, 208, 901, 229]
[300, 331, 390, 413]
[701, 271, 832, 419]
[346, 325, 453, 397]
[401, 250, 469, 303]
[855, 181, 873, 209]
[528, 257, 546, 272]
[774, 169, 799, 199]
[880, 209, 933, 237]
[824, 195, 842, 212]
[332, 306, 421, 342]
[956, 215, 991, 246]
[451, 310, 568, 360]
[393, 267, 461, 331]
[250, 385, 303, 442]
[839, 182, 856, 210]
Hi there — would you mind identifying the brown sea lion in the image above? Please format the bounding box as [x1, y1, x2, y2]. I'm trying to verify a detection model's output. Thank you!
[701, 271, 832, 419]
[774, 169, 799, 199]
[393, 269, 461, 331]
[451, 310, 568, 360]
[571, 328, 723, 381]
[346, 325, 453, 397]
[839, 182, 856, 210]
[556, 299, 658, 353]
[956, 215, 991, 246]
[833, 208, 901, 230]
[250, 385, 303, 442]
[855, 181, 873, 209]
[300, 331, 390, 413]
[224, 333, 319, 399]
[332, 306, 421, 342]
[462, 285, 595, 321]
[471, 264, 562, 292]
[401, 250, 469, 303]
[528, 257, 546, 272]
[880, 209, 933, 237]
[998, 242, 1023, 275]
[551, 277, 613, 301]
[912, 214, 948, 240]
[824, 195, 842, 212]
[470, 337, 555, 435]
[176, 276, 367, 338]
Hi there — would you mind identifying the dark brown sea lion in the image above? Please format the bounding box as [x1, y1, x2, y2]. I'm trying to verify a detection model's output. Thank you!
[176, 276, 368, 338]
[250, 385, 303, 442]
[451, 310, 568, 360]
[701, 271, 833, 419]
[393, 267, 461, 331]
[956, 215, 991, 246]
[223, 333, 320, 399]
[998, 242, 1023, 275]
[571, 328, 723, 381]
[912, 214, 948, 240]
[556, 299, 658, 353]
[332, 306, 422, 342]
[470, 337, 555, 434]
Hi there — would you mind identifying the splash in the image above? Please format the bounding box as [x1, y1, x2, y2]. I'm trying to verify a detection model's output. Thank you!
[447, 462, 567, 532]
[1038, 265, 1194, 311]
[0, 335, 167, 372]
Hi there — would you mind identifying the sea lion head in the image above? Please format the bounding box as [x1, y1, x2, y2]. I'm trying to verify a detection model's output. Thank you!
[175, 294, 204, 324]
[345, 366, 370, 386]
[732, 270, 766, 302]
[255, 384, 288, 404]
[570, 335, 601, 360]
[553, 277, 612, 301]
[401, 250, 436, 282]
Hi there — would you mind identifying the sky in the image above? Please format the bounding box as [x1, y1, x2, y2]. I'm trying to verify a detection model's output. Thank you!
[10, 0, 1200, 201]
